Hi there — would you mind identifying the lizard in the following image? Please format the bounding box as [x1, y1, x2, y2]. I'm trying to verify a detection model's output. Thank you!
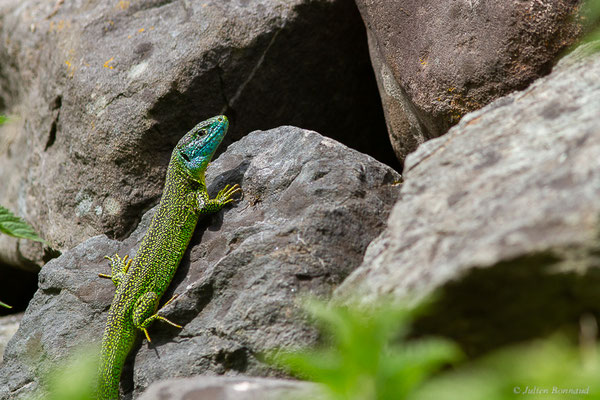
[96, 115, 241, 399]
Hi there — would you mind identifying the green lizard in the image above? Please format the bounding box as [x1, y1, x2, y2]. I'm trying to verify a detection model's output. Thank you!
[97, 115, 241, 399]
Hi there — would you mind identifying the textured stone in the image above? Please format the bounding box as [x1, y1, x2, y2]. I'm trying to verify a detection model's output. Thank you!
[0, 313, 21, 362]
[336, 46, 600, 356]
[0, 127, 399, 399]
[0, 0, 394, 270]
[138, 376, 318, 400]
[356, 0, 582, 161]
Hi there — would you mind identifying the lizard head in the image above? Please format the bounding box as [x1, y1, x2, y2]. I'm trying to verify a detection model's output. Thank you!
[175, 115, 229, 181]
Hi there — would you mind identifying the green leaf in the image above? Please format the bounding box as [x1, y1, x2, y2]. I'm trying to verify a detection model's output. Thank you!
[0, 300, 12, 308]
[0, 205, 47, 244]
[30, 345, 100, 400]
[268, 299, 462, 400]
[0, 115, 7, 125]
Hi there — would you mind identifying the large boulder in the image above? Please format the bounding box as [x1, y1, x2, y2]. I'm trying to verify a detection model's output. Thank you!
[355, 0, 582, 161]
[0, 127, 400, 399]
[336, 46, 600, 356]
[0, 0, 394, 270]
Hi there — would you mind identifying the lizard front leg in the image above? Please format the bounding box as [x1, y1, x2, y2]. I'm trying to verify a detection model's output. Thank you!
[174, 184, 242, 232]
[195, 184, 242, 215]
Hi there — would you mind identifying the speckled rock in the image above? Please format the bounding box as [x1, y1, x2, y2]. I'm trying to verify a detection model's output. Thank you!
[355, 0, 582, 161]
[336, 45, 600, 356]
[0, 313, 21, 362]
[0, 127, 400, 399]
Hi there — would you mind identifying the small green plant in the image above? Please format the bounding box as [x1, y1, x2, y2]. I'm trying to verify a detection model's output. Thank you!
[578, 0, 600, 51]
[412, 335, 600, 400]
[0, 205, 46, 244]
[270, 299, 600, 400]
[269, 300, 462, 400]
[30, 346, 99, 400]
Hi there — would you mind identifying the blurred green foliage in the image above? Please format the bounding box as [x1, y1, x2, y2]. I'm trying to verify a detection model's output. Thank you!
[270, 300, 600, 400]
[579, 0, 600, 49]
[30, 347, 99, 400]
[269, 300, 462, 400]
[413, 335, 600, 400]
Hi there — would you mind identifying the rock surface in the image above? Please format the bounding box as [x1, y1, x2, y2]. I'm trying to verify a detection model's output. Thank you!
[355, 0, 582, 161]
[0, 127, 400, 399]
[336, 46, 600, 356]
[138, 376, 318, 400]
[0, 0, 394, 269]
[0, 313, 21, 362]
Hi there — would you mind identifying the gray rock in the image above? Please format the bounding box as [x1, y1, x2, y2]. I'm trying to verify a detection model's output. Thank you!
[138, 376, 318, 400]
[0, 313, 22, 362]
[336, 47, 600, 356]
[0, 0, 394, 270]
[0, 234, 114, 400]
[0, 127, 400, 399]
[355, 0, 582, 161]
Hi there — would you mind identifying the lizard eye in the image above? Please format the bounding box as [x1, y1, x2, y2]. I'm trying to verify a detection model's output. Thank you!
[181, 152, 191, 162]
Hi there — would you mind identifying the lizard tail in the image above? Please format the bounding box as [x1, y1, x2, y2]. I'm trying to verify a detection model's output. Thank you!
[97, 326, 136, 399]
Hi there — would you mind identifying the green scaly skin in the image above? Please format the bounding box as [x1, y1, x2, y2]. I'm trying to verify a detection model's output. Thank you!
[97, 115, 241, 399]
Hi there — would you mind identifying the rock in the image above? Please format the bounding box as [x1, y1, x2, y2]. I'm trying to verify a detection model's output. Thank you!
[0, 0, 395, 270]
[0, 234, 113, 400]
[355, 0, 582, 161]
[336, 46, 600, 356]
[0, 313, 22, 362]
[138, 376, 318, 400]
[0, 127, 400, 399]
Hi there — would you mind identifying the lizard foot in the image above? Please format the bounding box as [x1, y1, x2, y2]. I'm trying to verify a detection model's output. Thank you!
[133, 292, 183, 343]
[99, 254, 132, 287]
